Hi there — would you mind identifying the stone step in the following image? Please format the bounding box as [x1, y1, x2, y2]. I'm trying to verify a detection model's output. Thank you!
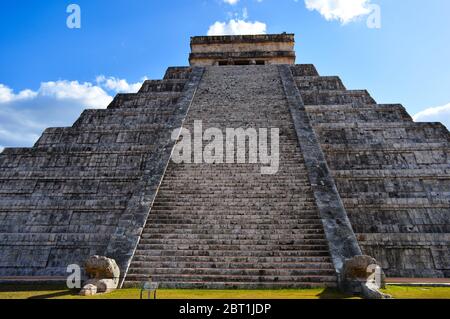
[128, 267, 336, 277]
[352, 223, 450, 234]
[113, 97, 180, 110]
[157, 181, 313, 186]
[138, 238, 328, 246]
[0, 198, 127, 210]
[343, 197, 450, 208]
[141, 233, 326, 241]
[139, 79, 187, 93]
[307, 104, 412, 124]
[73, 108, 181, 127]
[146, 210, 320, 216]
[0, 224, 117, 234]
[0, 170, 142, 181]
[124, 281, 337, 289]
[125, 274, 337, 284]
[300, 89, 376, 105]
[295, 76, 346, 91]
[145, 217, 321, 223]
[158, 181, 311, 185]
[0, 232, 112, 244]
[133, 249, 332, 258]
[152, 200, 317, 206]
[129, 263, 334, 272]
[38, 123, 174, 137]
[291, 65, 320, 77]
[323, 142, 449, 152]
[317, 122, 449, 145]
[150, 206, 318, 212]
[107, 92, 182, 109]
[130, 255, 333, 263]
[334, 168, 450, 179]
[148, 208, 320, 214]
[315, 121, 446, 130]
[144, 219, 323, 227]
[142, 223, 324, 230]
[0, 179, 138, 195]
[72, 115, 179, 130]
[0, 145, 158, 157]
[135, 244, 329, 252]
[153, 190, 314, 195]
[149, 206, 318, 211]
[163, 67, 192, 80]
[142, 230, 326, 237]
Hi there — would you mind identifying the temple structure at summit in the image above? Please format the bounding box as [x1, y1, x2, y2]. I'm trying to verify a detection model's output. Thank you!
[0, 34, 448, 288]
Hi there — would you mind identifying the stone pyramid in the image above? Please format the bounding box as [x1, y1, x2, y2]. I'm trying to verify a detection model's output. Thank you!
[0, 34, 448, 288]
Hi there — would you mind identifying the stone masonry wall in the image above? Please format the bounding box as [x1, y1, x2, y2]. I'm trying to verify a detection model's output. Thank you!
[294, 65, 450, 278]
[0, 60, 448, 282]
[0, 67, 202, 278]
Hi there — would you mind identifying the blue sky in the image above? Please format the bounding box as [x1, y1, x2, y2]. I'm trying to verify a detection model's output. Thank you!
[1, 0, 450, 149]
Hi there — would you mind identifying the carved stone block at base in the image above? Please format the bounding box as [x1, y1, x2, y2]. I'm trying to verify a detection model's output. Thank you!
[341, 255, 391, 299]
[80, 256, 120, 296]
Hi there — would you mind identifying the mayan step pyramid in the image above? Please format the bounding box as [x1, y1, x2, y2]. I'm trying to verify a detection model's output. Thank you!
[0, 34, 448, 288]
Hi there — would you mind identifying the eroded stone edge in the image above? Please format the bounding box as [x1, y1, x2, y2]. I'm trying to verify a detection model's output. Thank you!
[278, 64, 363, 284]
[105, 67, 205, 287]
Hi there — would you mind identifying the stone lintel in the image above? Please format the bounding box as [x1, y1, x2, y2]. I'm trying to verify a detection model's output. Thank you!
[190, 33, 295, 45]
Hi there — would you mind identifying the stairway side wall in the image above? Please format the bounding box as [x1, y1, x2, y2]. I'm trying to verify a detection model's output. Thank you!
[0, 67, 203, 279]
[279, 65, 362, 279]
[106, 67, 204, 285]
[294, 64, 450, 278]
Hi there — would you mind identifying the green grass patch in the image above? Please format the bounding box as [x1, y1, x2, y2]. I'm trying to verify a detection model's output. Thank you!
[0, 284, 448, 299]
[381, 286, 450, 299]
[0, 285, 355, 299]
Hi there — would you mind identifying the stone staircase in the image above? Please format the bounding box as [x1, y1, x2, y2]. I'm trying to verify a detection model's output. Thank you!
[2, 59, 446, 284]
[125, 65, 337, 288]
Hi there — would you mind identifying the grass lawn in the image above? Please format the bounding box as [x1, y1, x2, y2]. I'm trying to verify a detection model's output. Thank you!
[381, 286, 450, 299]
[0, 285, 449, 299]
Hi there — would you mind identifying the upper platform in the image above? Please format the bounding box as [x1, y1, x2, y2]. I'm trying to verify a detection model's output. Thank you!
[189, 33, 296, 66]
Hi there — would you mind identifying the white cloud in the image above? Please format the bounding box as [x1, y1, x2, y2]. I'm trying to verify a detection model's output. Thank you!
[40, 80, 113, 109]
[96, 76, 147, 94]
[0, 84, 37, 103]
[304, 0, 373, 24]
[207, 19, 267, 36]
[223, 0, 240, 5]
[0, 77, 145, 148]
[413, 103, 450, 130]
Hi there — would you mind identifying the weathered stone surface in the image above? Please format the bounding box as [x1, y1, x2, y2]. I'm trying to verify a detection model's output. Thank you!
[85, 256, 120, 281]
[80, 256, 120, 296]
[0, 34, 448, 292]
[0, 66, 200, 279]
[280, 65, 362, 281]
[297, 63, 450, 278]
[190, 34, 295, 66]
[79, 284, 97, 296]
[124, 65, 338, 289]
[342, 255, 383, 283]
[341, 255, 390, 299]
